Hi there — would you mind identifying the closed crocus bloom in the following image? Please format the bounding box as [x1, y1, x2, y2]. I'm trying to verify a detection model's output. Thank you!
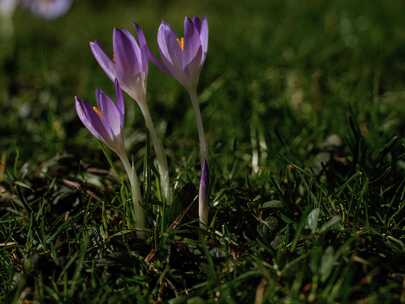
[75, 80, 125, 156]
[90, 28, 148, 105]
[22, 0, 73, 20]
[75, 80, 146, 237]
[146, 16, 208, 92]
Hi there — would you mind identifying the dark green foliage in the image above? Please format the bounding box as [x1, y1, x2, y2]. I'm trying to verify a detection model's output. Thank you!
[0, 0, 404, 303]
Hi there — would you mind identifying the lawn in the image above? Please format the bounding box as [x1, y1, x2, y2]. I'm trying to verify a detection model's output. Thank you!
[0, 0, 404, 303]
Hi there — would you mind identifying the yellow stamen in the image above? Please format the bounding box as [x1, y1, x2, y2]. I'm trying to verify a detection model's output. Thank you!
[93, 106, 103, 118]
[177, 37, 185, 50]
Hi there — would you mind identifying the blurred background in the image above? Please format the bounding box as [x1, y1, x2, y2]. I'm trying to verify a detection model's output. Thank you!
[1, 0, 405, 169]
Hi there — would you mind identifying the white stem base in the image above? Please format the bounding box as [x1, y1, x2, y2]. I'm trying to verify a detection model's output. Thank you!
[188, 90, 209, 227]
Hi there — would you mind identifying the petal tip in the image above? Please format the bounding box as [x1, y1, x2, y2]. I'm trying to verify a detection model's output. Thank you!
[89, 41, 99, 50]
[74, 96, 85, 105]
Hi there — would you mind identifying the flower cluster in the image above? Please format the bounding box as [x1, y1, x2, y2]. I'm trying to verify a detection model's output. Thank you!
[75, 17, 210, 238]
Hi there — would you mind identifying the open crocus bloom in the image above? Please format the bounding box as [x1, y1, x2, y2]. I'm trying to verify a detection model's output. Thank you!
[22, 0, 73, 20]
[0, 0, 17, 17]
[75, 80, 126, 156]
[90, 28, 148, 105]
[142, 16, 208, 92]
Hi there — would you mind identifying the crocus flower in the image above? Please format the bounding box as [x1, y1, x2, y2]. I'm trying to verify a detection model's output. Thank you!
[143, 16, 209, 225]
[90, 28, 148, 105]
[0, 0, 17, 18]
[22, 0, 73, 20]
[75, 79, 125, 156]
[143, 16, 209, 161]
[75, 80, 146, 238]
[142, 16, 208, 92]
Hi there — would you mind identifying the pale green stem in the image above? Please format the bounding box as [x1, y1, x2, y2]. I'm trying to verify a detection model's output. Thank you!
[119, 153, 145, 239]
[188, 90, 208, 165]
[188, 89, 209, 226]
[138, 103, 171, 203]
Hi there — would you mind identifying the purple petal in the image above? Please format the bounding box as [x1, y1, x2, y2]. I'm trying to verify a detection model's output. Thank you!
[199, 17, 209, 63]
[165, 27, 185, 69]
[157, 22, 180, 66]
[120, 29, 145, 73]
[134, 24, 148, 55]
[114, 79, 125, 124]
[183, 17, 202, 68]
[96, 89, 122, 137]
[157, 23, 189, 85]
[157, 22, 172, 63]
[192, 16, 202, 32]
[113, 28, 142, 78]
[75, 97, 100, 140]
[135, 23, 169, 74]
[90, 41, 116, 81]
[75, 96, 110, 142]
[133, 23, 152, 73]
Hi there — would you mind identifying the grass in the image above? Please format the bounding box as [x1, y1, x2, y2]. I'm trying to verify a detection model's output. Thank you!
[0, 0, 405, 303]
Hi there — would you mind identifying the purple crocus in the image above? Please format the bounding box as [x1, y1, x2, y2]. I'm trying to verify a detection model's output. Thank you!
[22, 0, 73, 20]
[0, 0, 17, 17]
[144, 16, 210, 225]
[90, 28, 148, 105]
[144, 16, 208, 92]
[75, 79, 125, 156]
[75, 80, 146, 237]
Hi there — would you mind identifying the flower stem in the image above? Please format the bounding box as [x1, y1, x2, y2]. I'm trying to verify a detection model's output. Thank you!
[188, 89, 209, 227]
[188, 90, 208, 165]
[119, 153, 146, 239]
[139, 103, 171, 203]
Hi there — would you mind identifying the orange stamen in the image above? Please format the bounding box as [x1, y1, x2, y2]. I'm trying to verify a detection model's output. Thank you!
[177, 37, 185, 50]
[93, 106, 103, 118]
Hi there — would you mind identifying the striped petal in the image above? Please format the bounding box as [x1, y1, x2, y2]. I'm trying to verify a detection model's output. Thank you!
[199, 17, 209, 63]
[75, 96, 110, 143]
[183, 17, 201, 68]
[114, 79, 125, 125]
[136, 23, 169, 74]
[96, 89, 122, 137]
[90, 41, 116, 81]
